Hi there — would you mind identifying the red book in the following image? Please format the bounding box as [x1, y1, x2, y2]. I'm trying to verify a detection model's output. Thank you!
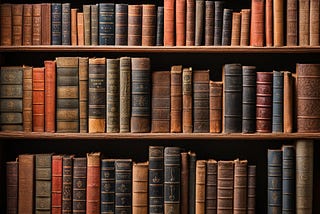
[87, 153, 101, 214]
[265, 0, 273, 46]
[176, 0, 186, 45]
[52, 155, 63, 214]
[44, 61, 56, 132]
[164, 0, 175, 46]
[32, 67, 45, 132]
[250, 0, 264, 46]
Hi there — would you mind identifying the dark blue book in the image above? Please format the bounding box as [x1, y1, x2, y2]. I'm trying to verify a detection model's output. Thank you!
[268, 149, 282, 214]
[99, 3, 115, 45]
[115, 159, 132, 214]
[272, 71, 284, 132]
[156, 6, 164, 46]
[242, 66, 256, 133]
[62, 3, 71, 45]
[282, 145, 295, 214]
[51, 3, 62, 45]
[101, 159, 115, 214]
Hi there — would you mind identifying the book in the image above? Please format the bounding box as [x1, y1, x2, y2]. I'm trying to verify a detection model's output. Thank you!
[195, 0, 205, 46]
[120, 57, 131, 133]
[41, 3, 51, 45]
[52, 155, 63, 214]
[181, 152, 189, 214]
[217, 161, 234, 214]
[79, 57, 89, 133]
[182, 67, 193, 133]
[115, 159, 132, 213]
[282, 145, 295, 213]
[196, 160, 207, 214]
[156, 6, 164, 46]
[0, 4, 12, 45]
[51, 3, 62, 45]
[268, 149, 282, 213]
[91, 4, 99, 46]
[62, 3, 71, 45]
[44, 60, 56, 132]
[222, 9, 232, 46]
[32, 4, 41, 45]
[283, 71, 293, 133]
[265, 0, 273, 46]
[186, 0, 195, 45]
[23, 4, 33, 45]
[71, 8, 78, 46]
[247, 165, 256, 214]
[171, 65, 183, 133]
[32, 67, 45, 132]
[164, 0, 175, 46]
[176, 0, 186, 46]
[142, 4, 156, 46]
[286, 0, 298, 46]
[132, 162, 149, 214]
[310, 0, 320, 46]
[99, 3, 115, 45]
[101, 159, 115, 214]
[206, 159, 217, 213]
[88, 57, 106, 133]
[77, 12, 84, 46]
[231, 12, 241, 46]
[115, 4, 128, 46]
[214, 1, 224, 46]
[210, 81, 223, 133]
[83, 5, 91, 46]
[128, 5, 142, 46]
[242, 66, 256, 133]
[250, 0, 264, 46]
[151, 71, 171, 133]
[240, 9, 251, 46]
[6, 160, 18, 214]
[233, 159, 247, 214]
[274, 0, 284, 46]
[86, 153, 101, 214]
[23, 66, 32, 132]
[189, 151, 197, 214]
[12, 4, 23, 46]
[205, 1, 214, 46]
[272, 71, 284, 132]
[299, 0, 310, 46]
[62, 155, 73, 213]
[72, 157, 87, 213]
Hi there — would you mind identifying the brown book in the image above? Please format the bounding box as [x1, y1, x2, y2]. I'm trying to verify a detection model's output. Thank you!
[79, 57, 89, 133]
[86, 153, 101, 214]
[71, 8, 78, 46]
[247, 165, 256, 214]
[132, 162, 149, 214]
[128, 5, 142, 46]
[274, 0, 284, 46]
[299, 0, 310, 46]
[115, 4, 128, 46]
[240, 9, 251, 46]
[231, 12, 241, 46]
[210, 81, 223, 133]
[176, 0, 186, 46]
[41, 3, 51, 45]
[217, 160, 234, 214]
[32, 4, 41, 45]
[23, 4, 33, 46]
[206, 159, 217, 213]
[72, 157, 87, 213]
[250, 0, 264, 46]
[83, 5, 91, 46]
[310, 0, 320, 46]
[196, 160, 207, 214]
[287, 0, 298, 46]
[142, 4, 156, 46]
[296, 64, 320, 132]
[182, 67, 193, 133]
[181, 152, 189, 214]
[186, 0, 195, 45]
[6, 160, 18, 214]
[52, 155, 63, 214]
[32, 67, 45, 132]
[265, 0, 273, 46]
[23, 65, 33, 132]
[18, 154, 34, 214]
[204, 1, 214, 46]
[0, 4, 12, 46]
[62, 155, 73, 214]
[195, 0, 205, 46]
[171, 65, 183, 133]
[77, 12, 84, 46]
[44, 61, 56, 132]
[283, 71, 293, 133]
[164, 0, 175, 46]
[120, 57, 131, 133]
[233, 159, 247, 214]
[12, 4, 23, 46]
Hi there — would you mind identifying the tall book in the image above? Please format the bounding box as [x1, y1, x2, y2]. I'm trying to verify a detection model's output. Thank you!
[120, 57, 131, 133]
[91, 4, 99, 46]
[83, 5, 91, 46]
[32, 4, 41, 45]
[268, 149, 282, 213]
[310, 0, 320, 46]
[32, 67, 45, 132]
[99, 3, 115, 45]
[79, 57, 89, 133]
[41, 3, 51, 45]
[86, 153, 101, 214]
[210, 81, 223, 133]
[23, 66, 32, 132]
[56, 57, 79, 133]
[282, 145, 295, 213]
[151, 71, 171, 133]
[71, 8, 78, 46]
[51, 3, 62, 45]
[12, 4, 23, 46]
[88, 58, 106, 133]
[128, 5, 142, 46]
[272, 71, 284, 132]
[176, 0, 186, 46]
[250, 0, 264, 46]
[247, 165, 256, 214]
[231, 12, 241, 46]
[181, 152, 189, 214]
[299, 0, 310, 46]
[77, 12, 84, 46]
[164, 0, 175, 46]
[189, 151, 197, 214]
[186, 0, 195, 45]
[23, 4, 33, 45]
[240, 9, 251, 46]
[6, 160, 18, 214]
[156, 6, 164, 46]
[115, 159, 132, 213]
[195, 0, 205, 46]
[62, 155, 73, 214]
[283, 71, 293, 133]
[142, 4, 156, 46]
[115, 4, 128, 45]
[217, 161, 234, 214]
[233, 159, 247, 214]
[242, 66, 256, 133]
[196, 160, 207, 214]
[72, 157, 87, 214]
[52, 155, 63, 214]
[171, 65, 183, 133]
[205, 1, 214, 46]
[286, 0, 298, 46]
[149, 146, 164, 214]
[101, 159, 115, 214]
[44, 60, 56, 132]
[193, 70, 210, 133]
[296, 64, 320, 132]
[182, 67, 193, 133]
[133, 162, 149, 214]
[206, 159, 217, 213]
[222, 9, 232, 46]
[61, 3, 71, 45]
[131, 58, 151, 133]
[274, 0, 284, 46]
[214, 1, 224, 46]
[164, 147, 181, 214]
[0, 4, 12, 45]
[265, 0, 273, 46]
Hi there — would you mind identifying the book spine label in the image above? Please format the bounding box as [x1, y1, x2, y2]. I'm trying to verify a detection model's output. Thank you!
[32, 4, 41, 45]
[268, 150, 282, 214]
[171, 66, 183, 133]
[128, 5, 142, 46]
[101, 159, 115, 214]
[164, 0, 175, 46]
[91, 4, 99, 46]
[242, 66, 256, 133]
[156, 6, 164, 46]
[6, 161, 18, 214]
[51, 3, 62, 45]
[272, 71, 284, 132]
[120, 57, 131, 132]
[210, 81, 223, 133]
[115, 4, 128, 46]
[79, 57, 89, 133]
[206, 160, 217, 213]
[99, 3, 115, 45]
[62, 3, 71, 45]
[217, 161, 234, 214]
[195, 160, 207, 214]
[222, 9, 232, 46]
[86, 153, 101, 214]
[142, 4, 156, 46]
[133, 162, 149, 214]
[52, 155, 63, 214]
[115, 159, 132, 214]
[195, 0, 205, 46]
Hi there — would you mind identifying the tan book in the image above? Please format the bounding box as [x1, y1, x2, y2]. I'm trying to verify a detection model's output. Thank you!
[196, 160, 207, 214]
[71, 8, 78, 46]
[171, 65, 183, 133]
[283, 71, 293, 133]
[23, 65, 33, 132]
[182, 67, 193, 133]
[210, 81, 223, 133]
[77, 12, 84, 45]
[240, 9, 250, 46]
[32, 4, 41, 45]
[86, 152, 101, 214]
[23, 4, 33, 46]
[231, 12, 241, 46]
[299, 0, 310, 46]
[217, 161, 234, 214]
[233, 159, 247, 214]
[310, 0, 320, 46]
[273, 0, 284, 46]
[133, 162, 149, 214]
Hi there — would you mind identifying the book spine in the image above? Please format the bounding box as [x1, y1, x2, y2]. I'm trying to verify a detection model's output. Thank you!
[133, 162, 149, 214]
[299, 0, 310, 46]
[62, 3, 71, 45]
[181, 152, 189, 214]
[272, 71, 284, 132]
[186, 0, 195, 45]
[12, 4, 23, 46]
[72, 157, 87, 214]
[32, 4, 41, 45]
[176, 0, 186, 46]
[120, 57, 131, 132]
[210, 81, 223, 133]
[91, 4, 99, 46]
[51, 3, 62, 45]
[214, 1, 223, 46]
[233, 159, 247, 214]
[222, 8, 232, 46]
[240, 9, 251, 46]
[182, 67, 193, 133]
[52, 155, 63, 214]
[282, 145, 295, 214]
[164, 0, 175, 46]
[86, 153, 101, 214]
[156, 6, 164, 46]
[247, 165, 256, 214]
[79, 57, 89, 133]
[205, 1, 214, 46]
[195, 0, 205, 46]
[6, 161, 18, 214]
[23, 4, 33, 45]
[217, 161, 234, 214]
[62, 155, 73, 214]
[32, 67, 45, 132]
[286, 0, 298, 46]
[41, 3, 51, 45]
[231, 12, 241, 46]
[250, 0, 264, 46]
[268, 149, 282, 214]
[99, 3, 115, 45]
[142, 4, 156, 46]
[265, 0, 273, 46]
[188, 152, 197, 214]
[195, 160, 207, 214]
[115, 159, 132, 214]
[242, 66, 256, 133]
[77, 12, 84, 46]
[0, 4, 12, 45]
[283, 71, 293, 133]
[83, 5, 91, 46]
[101, 159, 115, 214]
[171, 65, 183, 132]
[44, 60, 56, 132]
[115, 4, 128, 46]
[206, 159, 217, 213]
[274, 0, 284, 46]
[71, 8, 78, 46]
[23, 66, 33, 132]
[128, 5, 142, 46]
[310, 0, 320, 46]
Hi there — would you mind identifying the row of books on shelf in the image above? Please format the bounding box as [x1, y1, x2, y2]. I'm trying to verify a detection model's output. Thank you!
[1, 0, 319, 47]
[1, 57, 320, 134]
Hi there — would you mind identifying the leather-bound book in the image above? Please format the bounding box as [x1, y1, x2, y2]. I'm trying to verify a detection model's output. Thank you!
[56, 57, 79, 133]
[23, 66, 32, 132]
[71, 8, 78, 46]
[189, 151, 197, 214]
[205, 1, 214, 46]
[247, 165, 256, 214]
[115, 4, 128, 46]
[286, 0, 298, 46]
[77, 12, 84, 46]
[256, 72, 273, 133]
[214, 1, 224, 46]
[222, 9, 232, 46]
[217, 161, 234, 214]
[35, 154, 52, 214]
[6, 160, 18, 214]
[149, 146, 164, 214]
[181, 152, 189, 214]
[52, 155, 63, 214]
[282, 145, 295, 213]
[210, 81, 223, 133]
[115, 159, 132, 213]
[164, 0, 175, 46]
[283, 71, 293, 133]
[83, 5, 91, 46]
[231, 12, 241, 46]
[62, 155, 73, 214]
[196, 160, 207, 214]
[99, 3, 115, 45]
[183, 67, 193, 133]
[233, 159, 247, 214]
[195, 0, 205, 46]
[128, 5, 142, 46]
[0, 4, 12, 46]
[224, 64, 242, 133]
[164, 147, 181, 214]
[72, 157, 87, 214]
[131, 58, 151, 133]
[206, 159, 217, 214]
[265, 0, 273, 46]
[62, 3, 71, 45]
[151, 71, 170, 133]
[156, 6, 164, 46]
[79, 57, 89, 133]
[107, 58, 120, 133]
[12, 4, 23, 46]
[88, 57, 106, 133]
[242, 66, 256, 133]
[91, 4, 99, 46]
[272, 71, 284, 132]
[86, 153, 101, 214]
[193, 70, 210, 133]
[267, 149, 282, 214]
[23, 4, 33, 46]
[274, 0, 284, 46]
[250, 0, 264, 46]
[142, 4, 156, 46]
[51, 3, 62, 45]
[240, 9, 251, 46]
[296, 140, 313, 213]
[171, 65, 183, 133]
[41, 3, 51, 45]
[101, 159, 115, 213]
[176, 0, 186, 46]
[32, 67, 45, 132]
[44, 60, 56, 132]
[296, 64, 320, 132]
[133, 162, 149, 214]
[120, 57, 131, 133]
[299, 0, 310, 46]
[32, 4, 41, 45]
[186, 0, 195, 46]
[310, 0, 320, 46]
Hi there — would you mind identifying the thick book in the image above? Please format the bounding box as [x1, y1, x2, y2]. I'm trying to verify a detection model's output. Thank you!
[44, 61, 56, 132]
[142, 4, 156, 46]
[32, 67, 45, 132]
[299, 0, 310, 46]
[296, 64, 320, 132]
[88, 57, 106, 133]
[23, 66, 32, 132]
[133, 162, 149, 214]
[32, 4, 41, 45]
[181, 152, 189, 214]
[242, 66, 256, 133]
[6, 160, 18, 214]
[222, 9, 232, 46]
[193, 70, 210, 133]
[268, 149, 282, 213]
[164, 0, 175, 46]
[71, 8, 78, 45]
[265, 0, 273, 46]
[186, 0, 195, 45]
[72, 157, 87, 214]
[12, 4, 23, 46]
[86, 153, 101, 214]
[62, 3, 71, 45]
[195, 0, 205, 46]
[247, 165, 256, 214]
[250, 0, 264, 46]
[310, 0, 320, 46]
[196, 160, 207, 214]
[128, 5, 142, 46]
[156, 6, 164, 46]
[120, 57, 131, 133]
[176, 0, 186, 46]
[52, 155, 63, 214]
[231, 12, 241, 46]
[83, 5, 91, 46]
[214, 1, 224, 46]
[164, 147, 181, 214]
[91, 4, 99, 46]
[217, 161, 234, 214]
[0, 4, 12, 45]
[151, 71, 171, 133]
[62, 155, 73, 214]
[282, 145, 295, 213]
[41, 3, 51, 45]
[149, 146, 164, 214]
[131, 58, 151, 133]
[286, 0, 298, 46]
[101, 159, 115, 214]
[77, 12, 84, 46]
[99, 3, 115, 45]
[79, 57, 89, 133]
[182, 67, 193, 133]
[56, 57, 79, 133]
[171, 65, 183, 133]
[23, 4, 33, 45]
[51, 3, 62, 45]
[274, 0, 284, 46]
[283, 71, 293, 133]
[189, 151, 197, 214]
[205, 1, 214, 46]
[115, 159, 132, 214]
[115, 4, 128, 45]
[233, 159, 247, 214]
[272, 71, 284, 132]
[210, 81, 223, 133]
[206, 159, 217, 213]
[240, 9, 251, 46]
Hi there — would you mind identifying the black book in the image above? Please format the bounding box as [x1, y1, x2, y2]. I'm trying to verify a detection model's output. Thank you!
[115, 159, 132, 214]
[242, 66, 256, 133]
[115, 4, 128, 46]
[101, 159, 115, 214]
[272, 71, 284, 132]
[62, 3, 71, 45]
[282, 145, 295, 213]
[156, 6, 164, 46]
[99, 3, 115, 45]
[268, 149, 282, 214]
[222, 8, 232, 46]
[51, 3, 62, 45]
[62, 155, 73, 214]
[188, 151, 197, 214]
[214, 1, 224, 45]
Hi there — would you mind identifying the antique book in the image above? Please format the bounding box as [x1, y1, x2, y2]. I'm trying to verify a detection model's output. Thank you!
[131, 58, 151, 133]
[115, 159, 132, 213]
[91, 4, 99, 45]
[99, 3, 115, 45]
[86, 153, 101, 214]
[0, 4, 12, 45]
[101, 159, 115, 213]
[310, 0, 320, 46]
[296, 64, 320, 132]
[283, 71, 293, 133]
[44, 60, 56, 132]
[231, 12, 241, 46]
[107, 58, 120, 133]
[72, 157, 87, 214]
[62, 3, 71, 45]
[156, 6, 164, 46]
[171, 65, 183, 133]
[32, 4, 41, 45]
[193, 70, 210, 133]
[286, 0, 298, 46]
[164, 0, 175, 46]
[205, 1, 214, 46]
[195, 0, 205, 46]
[115, 4, 128, 45]
[242, 66, 256, 133]
[222, 9, 232, 46]
[186, 0, 195, 45]
[23, 4, 33, 45]
[71, 8, 78, 46]
[214, 1, 224, 45]
[51, 3, 62, 45]
[41, 3, 51, 45]
[133, 162, 149, 214]
[151, 71, 171, 133]
[88, 57, 106, 133]
[32, 67, 45, 132]
[142, 4, 156, 46]
[23, 66, 32, 132]
[176, 0, 186, 46]
[182, 67, 193, 133]
[128, 5, 142, 46]
[79, 57, 89, 133]
[206, 159, 217, 213]
[256, 72, 273, 133]
[181, 152, 189, 214]
[233, 159, 247, 214]
[52, 155, 63, 214]
[274, 0, 284, 46]
[189, 151, 197, 214]
[56, 57, 79, 133]
[268, 149, 282, 213]
[282, 145, 295, 213]
[217, 161, 234, 214]
[196, 160, 207, 214]
[149, 146, 164, 214]
[62, 155, 73, 214]
[83, 5, 91, 46]
[210, 81, 223, 133]
[299, 0, 310, 45]
[119, 57, 131, 132]
[77, 12, 84, 46]
[250, 0, 264, 46]
[164, 147, 181, 214]
[240, 9, 251, 46]
[12, 4, 23, 46]
[18, 154, 34, 214]
[6, 160, 18, 214]
[272, 71, 284, 132]
[265, 0, 273, 46]
[247, 165, 256, 214]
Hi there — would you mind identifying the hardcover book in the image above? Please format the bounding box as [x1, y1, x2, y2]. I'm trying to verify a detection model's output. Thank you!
[99, 3, 115, 45]
[210, 81, 223, 133]
[217, 161, 234, 214]
[250, 0, 264, 46]
[176, 0, 186, 46]
[189, 151, 197, 214]
[171, 65, 183, 133]
[41, 3, 51, 45]
[310, 0, 320, 46]
[62, 3, 71, 45]
[23, 4, 33, 45]
[91, 4, 99, 46]
[51, 3, 62, 45]
[115, 159, 132, 214]
[71, 8, 78, 46]
[32, 67, 45, 132]
[156, 6, 164, 46]
[240, 9, 251, 46]
[186, 0, 195, 45]
[299, 0, 310, 46]
[120, 57, 131, 133]
[268, 149, 282, 213]
[142, 4, 156, 46]
[12, 4, 23, 46]
[44, 60, 56, 132]
[133, 162, 149, 214]
[233, 159, 247, 214]
[222, 9, 232, 46]
[265, 0, 273, 46]
[195, 0, 205, 46]
[286, 0, 298, 46]
[83, 5, 91, 46]
[77, 12, 84, 46]
[128, 5, 142, 46]
[282, 145, 295, 213]
[52, 155, 63, 214]
[101, 159, 115, 214]
[164, 0, 175, 46]
[182, 67, 193, 133]
[205, 1, 214, 46]
[206, 159, 217, 213]
[32, 4, 41, 45]
[272, 71, 284, 132]
[79, 57, 89, 133]
[196, 160, 207, 214]
[72, 157, 87, 213]
[274, 0, 284, 46]
[62, 155, 73, 214]
[247, 165, 256, 214]
[86, 153, 101, 214]
[242, 66, 256, 133]
[115, 4, 128, 46]
[283, 71, 293, 133]
[214, 1, 224, 45]
[231, 12, 241, 46]
[6, 160, 18, 214]
[181, 152, 189, 214]
[0, 4, 12, 45]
